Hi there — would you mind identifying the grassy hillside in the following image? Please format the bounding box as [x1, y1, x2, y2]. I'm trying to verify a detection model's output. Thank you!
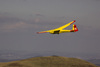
[0, 56, 98, 67]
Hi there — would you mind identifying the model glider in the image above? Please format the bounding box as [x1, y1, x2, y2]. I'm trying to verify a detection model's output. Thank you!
[37, 20, 78, 34]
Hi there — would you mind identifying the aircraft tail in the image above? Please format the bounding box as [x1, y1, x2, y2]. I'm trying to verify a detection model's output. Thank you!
[73, 24, 78, 32]
[70, 24, 78, 32]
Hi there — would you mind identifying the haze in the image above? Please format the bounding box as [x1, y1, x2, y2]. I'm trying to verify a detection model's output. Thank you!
[0, 0, 100, 55]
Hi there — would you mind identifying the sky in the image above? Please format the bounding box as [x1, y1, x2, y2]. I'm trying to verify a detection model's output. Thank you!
[0, 0, 100, 55]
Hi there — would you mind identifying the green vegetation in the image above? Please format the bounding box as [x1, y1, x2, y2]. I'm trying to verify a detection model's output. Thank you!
[0, 56, 98, 67]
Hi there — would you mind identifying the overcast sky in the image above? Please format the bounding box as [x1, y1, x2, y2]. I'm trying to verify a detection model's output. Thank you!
[0, 0, 100, 54]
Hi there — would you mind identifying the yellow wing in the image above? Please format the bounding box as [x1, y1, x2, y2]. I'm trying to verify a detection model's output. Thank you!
[56, 20, 76, 30]
[37, 29, 55, 34]
[37, 20, 75, 34]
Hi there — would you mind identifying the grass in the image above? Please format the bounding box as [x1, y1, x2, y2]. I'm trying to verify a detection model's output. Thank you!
[0, 56, 98, 67]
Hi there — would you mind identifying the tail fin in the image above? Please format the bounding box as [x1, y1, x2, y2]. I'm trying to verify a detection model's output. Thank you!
[73, 24, 78, 32]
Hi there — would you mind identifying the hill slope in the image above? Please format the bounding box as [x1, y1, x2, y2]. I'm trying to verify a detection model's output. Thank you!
[0, 56, 98, 67]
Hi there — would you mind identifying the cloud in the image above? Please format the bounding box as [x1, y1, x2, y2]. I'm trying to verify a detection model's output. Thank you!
[2, 22, 27, 29]
[34, 18, 41, 23]
[0, 20, 46, 32]
[35, 14, 44, 17]
[0, 22, 26, 32]
[0, 14, 22, 24]
[0, 18, 49, 33]
[0, 13, 43, 32]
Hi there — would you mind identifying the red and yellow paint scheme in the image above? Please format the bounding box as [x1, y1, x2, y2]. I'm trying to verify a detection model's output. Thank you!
[37, 20, 78, 34]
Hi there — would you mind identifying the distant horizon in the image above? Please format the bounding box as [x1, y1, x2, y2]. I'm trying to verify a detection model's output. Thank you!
[0, 49, 100, 60]
[0, 49, 100, 54]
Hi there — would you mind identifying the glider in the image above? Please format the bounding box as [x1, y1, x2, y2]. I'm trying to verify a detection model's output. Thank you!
[37, 20, 78, 34]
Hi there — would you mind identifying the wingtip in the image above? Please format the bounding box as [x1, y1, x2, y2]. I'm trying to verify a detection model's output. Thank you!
[37, 32, 39, 34]
[73, 20, 76, 22]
